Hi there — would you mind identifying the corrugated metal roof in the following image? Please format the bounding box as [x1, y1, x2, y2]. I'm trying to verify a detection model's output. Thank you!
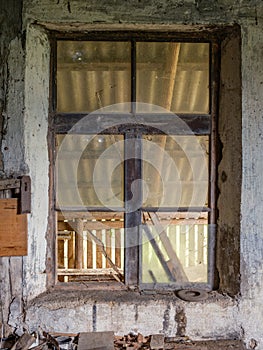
[57, 41, 209, 113]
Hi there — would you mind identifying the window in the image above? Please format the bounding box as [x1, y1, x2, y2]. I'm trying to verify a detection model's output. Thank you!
[51, 33, 218, 290]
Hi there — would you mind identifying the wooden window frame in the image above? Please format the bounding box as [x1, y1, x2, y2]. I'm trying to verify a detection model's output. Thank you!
[47, 31, 220, 291]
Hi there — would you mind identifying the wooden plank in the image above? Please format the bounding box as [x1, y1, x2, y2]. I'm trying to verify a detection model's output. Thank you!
[96, 230, 102, 269]
[143, 224, 176, 282]
[106, 229, 111, 268]
[58, 219, 124, 230]
[0, 179, 20, 191]
[57, 240, 64, 268]
[0, 199, 27, 256]
[54, 113, 210, 135]
[149, 213, 188, 282]
[188, 225, 196, 266]
[115, 229, 121, 268]
[68, 232, 75, 268]
[10, 333, 36, 350]
[57, 211, 124, 221]
[57, 268, 123, 276]
[198, 226, 204, 264]
[75, 219, 83, 269]
[87, 234, 93, 268]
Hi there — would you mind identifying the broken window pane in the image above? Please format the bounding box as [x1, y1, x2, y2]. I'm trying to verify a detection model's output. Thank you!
[57, 41, 131, 112]
[57, 211, 124, 282]
[141, 212, 208, 284]
[136, 42, 209, 113]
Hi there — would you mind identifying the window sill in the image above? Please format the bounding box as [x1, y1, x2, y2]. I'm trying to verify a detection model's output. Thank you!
[28, 283, 237, 309]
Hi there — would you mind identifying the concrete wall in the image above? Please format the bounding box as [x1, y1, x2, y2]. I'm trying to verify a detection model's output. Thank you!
[0, 0, 263, 348]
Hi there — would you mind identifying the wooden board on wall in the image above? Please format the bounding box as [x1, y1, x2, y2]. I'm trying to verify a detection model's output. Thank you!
[0, 198, 27, 256]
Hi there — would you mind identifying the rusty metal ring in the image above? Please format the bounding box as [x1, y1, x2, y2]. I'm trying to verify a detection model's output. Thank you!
[176, 289, 209, 302]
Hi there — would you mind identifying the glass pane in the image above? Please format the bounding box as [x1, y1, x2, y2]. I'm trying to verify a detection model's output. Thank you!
[56, 134, 124, 209]
[136, 42, 209, 113]
[57, 41, 131, 112]
[142, 135, 209, 208]
[141, 212, 208, 284]
[57, 211, 124, 282]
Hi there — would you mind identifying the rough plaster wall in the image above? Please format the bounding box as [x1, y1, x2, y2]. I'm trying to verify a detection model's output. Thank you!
[0, 0, 27, 337]
[240, 23, 263, 348]
[1, 0, 263, 347]
[1, 37, 27, 176]
[0, 0, 23, 173]
[22, 25, 50, 301]
[25, 291, 239, 339]
[22, 0, 262, 26]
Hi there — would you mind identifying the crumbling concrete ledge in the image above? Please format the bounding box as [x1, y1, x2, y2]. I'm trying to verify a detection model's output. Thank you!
[25, 289, 240, 341]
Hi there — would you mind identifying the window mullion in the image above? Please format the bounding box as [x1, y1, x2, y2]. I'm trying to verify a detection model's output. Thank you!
[131, 39, 136, 113]
[124, 130, 142, 286]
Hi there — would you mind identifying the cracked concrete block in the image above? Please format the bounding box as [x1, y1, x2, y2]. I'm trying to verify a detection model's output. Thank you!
[78, 331, 114, 350]
[150, 334, 164, 349]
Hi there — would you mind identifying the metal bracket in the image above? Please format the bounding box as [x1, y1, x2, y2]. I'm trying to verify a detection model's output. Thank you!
[0, 176, 31, 214]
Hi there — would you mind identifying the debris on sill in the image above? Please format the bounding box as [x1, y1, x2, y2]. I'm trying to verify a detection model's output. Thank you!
[0, 331, 152, 350]
[0, 330, 246, 350]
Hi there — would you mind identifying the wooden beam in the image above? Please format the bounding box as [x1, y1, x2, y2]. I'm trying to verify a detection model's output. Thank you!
[149, 212, 188, 282]
[57, 268, 123, 276]
[0, 179, 20, 191]
[53, 113, 211, 135]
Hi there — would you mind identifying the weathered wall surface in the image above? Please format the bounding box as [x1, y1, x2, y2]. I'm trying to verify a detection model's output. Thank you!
[0, 0, 26, 338]
[0, 0, 23, 174]
[25, 291, 239, 339]
[239, 23, 263, 349]
[1, 0, 263, 348]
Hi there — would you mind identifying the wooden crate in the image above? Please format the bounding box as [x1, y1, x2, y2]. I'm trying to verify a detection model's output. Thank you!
[0, 198, 27, 256]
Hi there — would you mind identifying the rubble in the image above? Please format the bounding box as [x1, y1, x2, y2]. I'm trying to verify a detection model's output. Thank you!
[0, 331, 246, 350]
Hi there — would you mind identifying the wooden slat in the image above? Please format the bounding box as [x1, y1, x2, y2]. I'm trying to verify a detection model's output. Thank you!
[58, 268, 123, 276]
[188, 225, 196, 266]
[179, 227, 186, 267]
[68, 232, 74, 268]
[96, 230, 103, 268]
[0, 199, 27, 256]
[106, 230, 111, 268]
[115, 229, 121, 268]
[75, 219, 83, 269]
[57, 240, 64, 268]
[87, 235, 93, 268]
[57, 211, 124, 221]
[198, 226, 204, 264]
